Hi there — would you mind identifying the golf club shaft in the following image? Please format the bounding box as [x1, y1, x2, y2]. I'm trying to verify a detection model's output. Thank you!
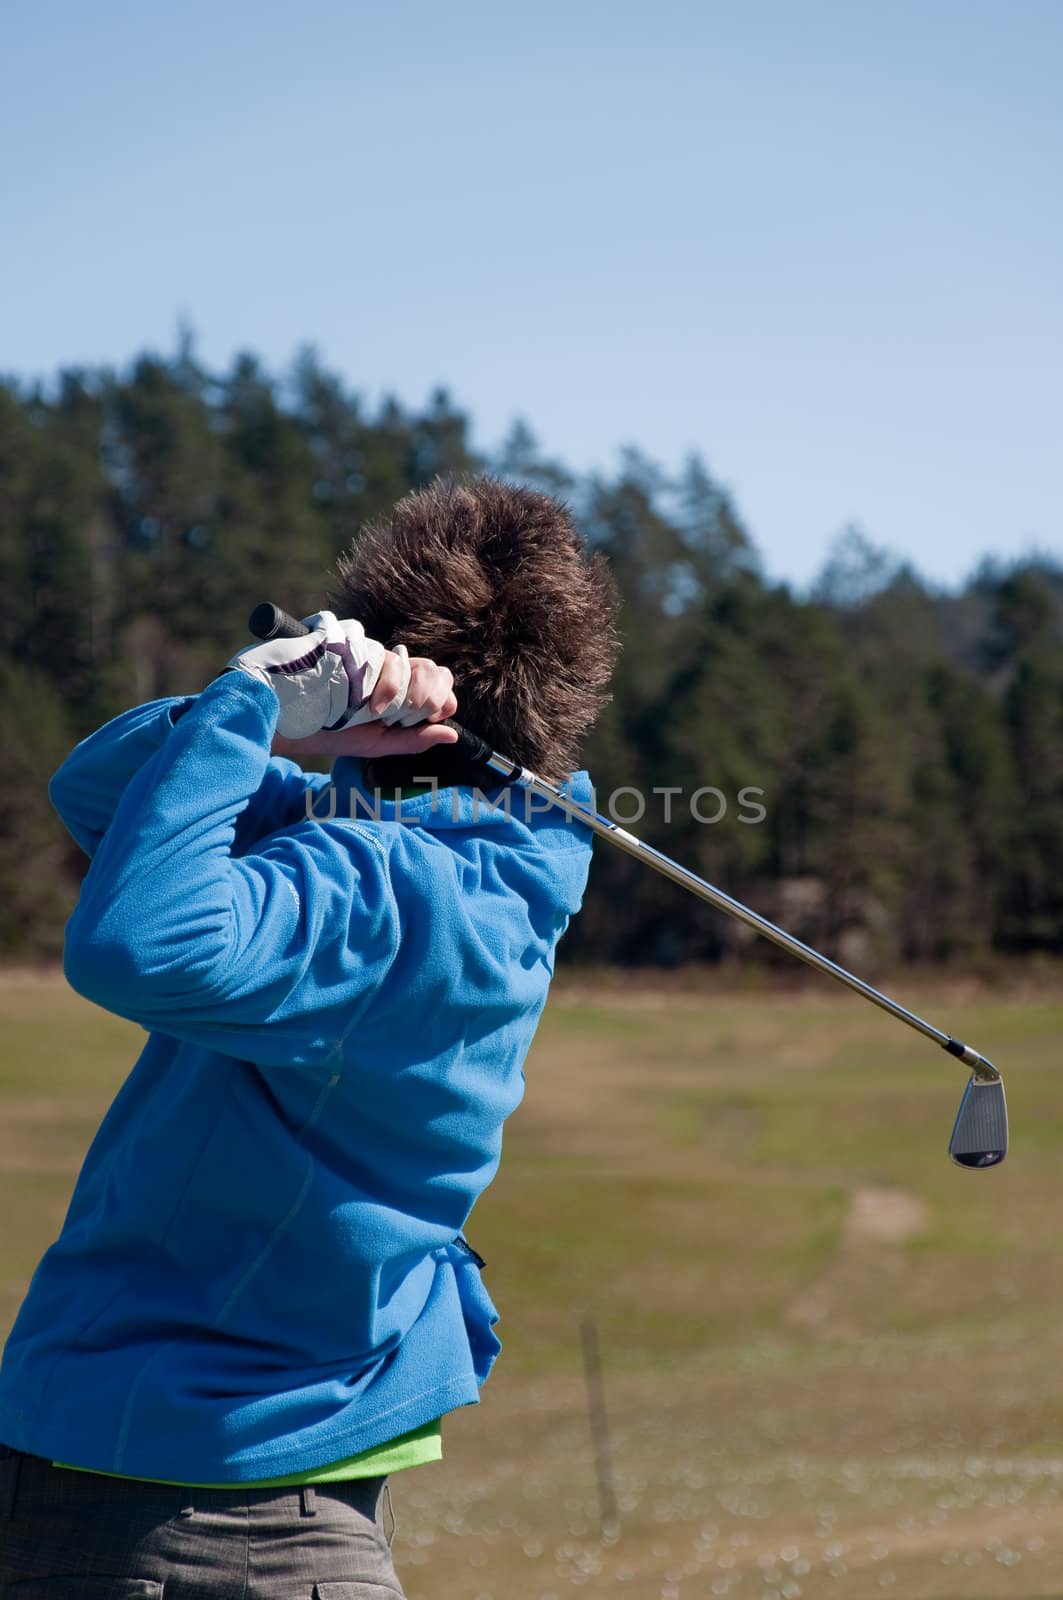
[493, 763, 1000, 1080]
[250, 602, 1001, 1085]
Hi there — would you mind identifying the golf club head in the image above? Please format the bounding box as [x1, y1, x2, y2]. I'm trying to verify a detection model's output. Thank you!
[948, 1076, 1008, 1168]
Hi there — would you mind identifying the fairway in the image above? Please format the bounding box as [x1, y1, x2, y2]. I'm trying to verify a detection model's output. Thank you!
[1, 968, 1061, 1598]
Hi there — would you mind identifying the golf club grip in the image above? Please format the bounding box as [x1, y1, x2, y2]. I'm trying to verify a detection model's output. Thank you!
[248, 602, 309, 642]
[247, 603, 495, 766]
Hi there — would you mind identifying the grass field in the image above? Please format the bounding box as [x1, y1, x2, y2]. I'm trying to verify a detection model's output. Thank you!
[1, 967, 1062, 1598]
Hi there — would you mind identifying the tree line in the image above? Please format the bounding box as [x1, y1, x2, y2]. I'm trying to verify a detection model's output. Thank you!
[2, 342, 1061, 965]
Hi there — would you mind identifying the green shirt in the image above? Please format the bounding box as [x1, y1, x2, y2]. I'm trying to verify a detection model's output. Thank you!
[54, 1417, 442, 1487]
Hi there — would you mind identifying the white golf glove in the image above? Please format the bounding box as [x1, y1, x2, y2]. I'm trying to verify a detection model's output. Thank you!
[226, 611, 413, 740]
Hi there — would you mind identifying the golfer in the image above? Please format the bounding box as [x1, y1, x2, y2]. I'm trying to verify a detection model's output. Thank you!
[0, 477, 618, 1596]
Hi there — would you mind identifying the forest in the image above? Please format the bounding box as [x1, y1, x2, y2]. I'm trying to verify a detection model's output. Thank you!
[2, 340, 1061, 965]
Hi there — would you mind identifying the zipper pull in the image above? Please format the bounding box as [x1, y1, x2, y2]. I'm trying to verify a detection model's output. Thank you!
[454, 1234, 486, 1269]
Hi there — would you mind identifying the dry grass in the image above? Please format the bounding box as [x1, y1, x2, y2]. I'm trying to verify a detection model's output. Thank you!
[1, 967, 1062, 1597]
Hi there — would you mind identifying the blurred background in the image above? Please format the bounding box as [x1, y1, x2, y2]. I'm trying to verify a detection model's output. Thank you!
[2, 2, 1061, 1594]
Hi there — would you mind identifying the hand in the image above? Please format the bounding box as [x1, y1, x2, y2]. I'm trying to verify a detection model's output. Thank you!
[272, 652, 458, 760]
[227, 610, 391, 740]
[369, 649, 457, 726]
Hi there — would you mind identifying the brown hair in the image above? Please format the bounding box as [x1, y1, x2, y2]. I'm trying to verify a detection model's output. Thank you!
[332, 475, 619, 784]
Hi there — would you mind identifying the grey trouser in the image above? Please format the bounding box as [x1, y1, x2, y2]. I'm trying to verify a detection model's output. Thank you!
[0, 1445, 406, 1598]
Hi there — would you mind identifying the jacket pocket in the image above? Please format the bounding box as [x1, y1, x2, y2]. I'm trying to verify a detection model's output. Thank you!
[444, 1236, 500, 1382]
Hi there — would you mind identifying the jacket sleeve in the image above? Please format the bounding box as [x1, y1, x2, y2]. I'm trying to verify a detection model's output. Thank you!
[61, 674, 398, 1066]
[50, 698, 193, 858]
[50, 696, 331, 862]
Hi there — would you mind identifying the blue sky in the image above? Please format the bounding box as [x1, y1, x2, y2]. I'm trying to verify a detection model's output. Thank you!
[2, 0, 1060, 588]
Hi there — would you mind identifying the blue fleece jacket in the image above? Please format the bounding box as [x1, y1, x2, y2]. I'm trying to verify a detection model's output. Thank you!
[0, 674, 592, 1481]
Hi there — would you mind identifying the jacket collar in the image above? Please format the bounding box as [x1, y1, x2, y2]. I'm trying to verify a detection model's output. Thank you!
[320, 759, 593, 839]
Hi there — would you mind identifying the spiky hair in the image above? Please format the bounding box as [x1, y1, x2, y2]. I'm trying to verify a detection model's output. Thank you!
[332, 475, 619, 783]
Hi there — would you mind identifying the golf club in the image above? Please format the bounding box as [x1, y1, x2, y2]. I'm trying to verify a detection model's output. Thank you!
[250, 601, 1009, 1169]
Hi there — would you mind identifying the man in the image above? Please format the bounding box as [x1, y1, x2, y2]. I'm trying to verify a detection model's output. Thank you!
[0, 476, 618, 1597]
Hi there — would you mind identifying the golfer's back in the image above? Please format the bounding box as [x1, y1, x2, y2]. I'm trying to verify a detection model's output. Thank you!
[0, 721, 594, 1485]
